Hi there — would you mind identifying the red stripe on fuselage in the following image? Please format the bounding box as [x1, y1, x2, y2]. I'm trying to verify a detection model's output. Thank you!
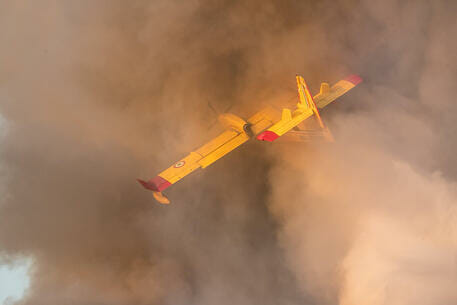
[256, 130, 279, 142]
[137, 176, 171, 192]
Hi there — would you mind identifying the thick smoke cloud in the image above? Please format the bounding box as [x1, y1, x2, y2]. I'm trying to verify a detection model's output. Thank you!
[0, 0, 456, 305]
[267, 1, 457, 304]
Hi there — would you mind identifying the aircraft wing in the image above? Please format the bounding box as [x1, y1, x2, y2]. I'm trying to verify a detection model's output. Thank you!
[138, 129, 250, 203]
[246, 106, 278, 135]
[314, 75, 362, 109]
[138, 107, 278, 204]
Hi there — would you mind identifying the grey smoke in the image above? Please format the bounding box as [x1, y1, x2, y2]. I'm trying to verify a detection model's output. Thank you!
[0, 0, 456, 304]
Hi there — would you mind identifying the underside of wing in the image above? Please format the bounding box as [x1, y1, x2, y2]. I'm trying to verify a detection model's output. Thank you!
[138, 129, 250, 202]
[197, 130, 250, 168]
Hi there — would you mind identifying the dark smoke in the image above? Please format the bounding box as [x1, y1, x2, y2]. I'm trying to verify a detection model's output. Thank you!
[0, 1, 456, 304]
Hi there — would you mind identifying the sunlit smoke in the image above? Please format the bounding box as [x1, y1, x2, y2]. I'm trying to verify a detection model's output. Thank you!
[0, 0, 456, 305]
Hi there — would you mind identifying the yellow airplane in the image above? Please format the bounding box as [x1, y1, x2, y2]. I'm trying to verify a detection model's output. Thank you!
[138, 74, 362, 204]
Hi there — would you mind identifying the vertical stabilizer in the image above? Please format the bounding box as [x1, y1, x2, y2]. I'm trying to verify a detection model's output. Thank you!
[296, 75, 325, 129]
[296, 75, 310, 109]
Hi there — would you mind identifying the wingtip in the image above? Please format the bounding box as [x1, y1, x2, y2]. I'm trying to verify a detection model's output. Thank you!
[137, 179, 149, 189]
[137, 179, 171, 204]
[137, 176, 171, 192]
[345, 74, 363, 85]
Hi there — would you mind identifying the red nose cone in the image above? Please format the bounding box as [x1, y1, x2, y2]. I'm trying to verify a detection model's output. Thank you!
[256, 130, 279, 142]
[345, 74, 363, 85]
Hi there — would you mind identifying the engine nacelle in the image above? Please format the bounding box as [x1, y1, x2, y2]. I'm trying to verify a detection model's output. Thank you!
[218, 113, 248, 133]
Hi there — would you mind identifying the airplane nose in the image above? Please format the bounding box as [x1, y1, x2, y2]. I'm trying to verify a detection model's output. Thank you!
[256, 130, 279, 142]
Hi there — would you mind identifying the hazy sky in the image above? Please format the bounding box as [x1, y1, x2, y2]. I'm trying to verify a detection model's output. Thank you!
[0, 260, 30, 304]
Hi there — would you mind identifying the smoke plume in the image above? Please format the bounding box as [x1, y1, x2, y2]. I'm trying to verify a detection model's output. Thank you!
[0, 0, 456, 304]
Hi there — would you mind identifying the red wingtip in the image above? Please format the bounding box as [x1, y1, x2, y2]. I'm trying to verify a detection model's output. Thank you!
[137, 176, 171, 192]
[345, 74, 363, 86]
[137, 179, 149, 188]
[256, 130, 279, 142]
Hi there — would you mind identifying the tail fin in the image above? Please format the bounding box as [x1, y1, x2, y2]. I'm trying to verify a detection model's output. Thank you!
[296, 75, 310, 109]
[296, 75, 325, 129]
